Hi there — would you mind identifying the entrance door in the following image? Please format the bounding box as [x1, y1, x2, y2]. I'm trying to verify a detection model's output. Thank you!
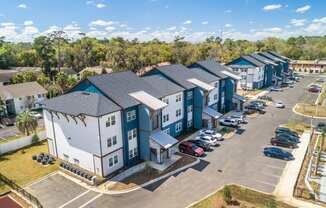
[150, 148, 158, 163]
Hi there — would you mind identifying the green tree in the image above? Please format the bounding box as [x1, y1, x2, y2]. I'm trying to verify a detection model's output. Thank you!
[81, 70, 97, 80]
[222, 186, 232, 204]
[264, 199, 277, 208]
[37, 73, 51, 87]
[10, 71, 37, 84]
[16, 111, 38, 136]
[33, 36, 55, 76]
[47, 83, 62, 98]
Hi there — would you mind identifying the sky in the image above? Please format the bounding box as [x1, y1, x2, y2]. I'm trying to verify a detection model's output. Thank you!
[1, 0, 326, 42]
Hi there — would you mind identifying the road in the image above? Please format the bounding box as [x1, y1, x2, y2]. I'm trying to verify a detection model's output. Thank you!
[27, 76, 320, 208]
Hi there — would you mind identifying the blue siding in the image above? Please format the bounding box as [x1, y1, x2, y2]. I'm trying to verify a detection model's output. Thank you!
[228, 58, 257, 67]
[137, 105, 151, 162]
[225, 79, 234, 112]
[193, 88, 203, 129]
[162, 120, 183, 138]
[122, 106, 140, 167]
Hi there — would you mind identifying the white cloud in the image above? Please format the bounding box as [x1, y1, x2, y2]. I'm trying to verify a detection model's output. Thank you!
[89, 19, 117, 27]
[17, 4, 27, 9]
[183, 20, 192, 25]
[313, 17, 326, 24]
[290, 19, 306, 27]
[224, 24, 232, 28]
[22, 26, 38, 35]
[24, 20, 33, 26]
[224, 10, 232, 13]
[201, 21, 208, 25]
[263, 4, 282, 11]
[120, 24, 128, 28]
[105, 26, 116, 31]
[64, 24, 80, 31]
[296, 5, 311, 14]
[167, 26, 176, 31]
[1, 22, 15, 27]
[264, 27, 282, 33]
[96, 3, 106, 8]
[86, 1, 94, 5]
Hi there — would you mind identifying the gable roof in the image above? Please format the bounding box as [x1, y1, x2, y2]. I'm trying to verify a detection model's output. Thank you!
[142, 75, 184, 98]
[0, 82, 47, 99]
[189, 68, 220, 83]
[259, 52, 286, 63]
[193, 60, 231, 79]
[250, 53, 278, 66]
[42, 91, 121, 117]
[241, 55, 266, 67]
[155, 64, 211, 90]
[87, 71, 161, 109]
[267, 51, 290, 61]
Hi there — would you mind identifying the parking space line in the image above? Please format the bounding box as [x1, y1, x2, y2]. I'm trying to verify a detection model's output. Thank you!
[78, 193, 103, 208]
[25, 171, 59, 188]
[253, 179, 277, 188]
[58, 190, 90, 208]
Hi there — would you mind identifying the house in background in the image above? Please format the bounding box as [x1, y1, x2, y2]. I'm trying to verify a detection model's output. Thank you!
[0, 82, 47, 115]
[189, 60, 241, 113]
[291, 60, 326, 74]
[226, 55, 266, 90]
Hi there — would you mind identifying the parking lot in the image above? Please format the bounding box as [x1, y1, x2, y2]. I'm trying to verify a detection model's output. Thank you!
[25, 75, 318, 208]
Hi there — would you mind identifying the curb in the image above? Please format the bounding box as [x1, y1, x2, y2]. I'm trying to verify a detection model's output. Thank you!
[292, 104, 326, 120]
[105, 157, 201, 195]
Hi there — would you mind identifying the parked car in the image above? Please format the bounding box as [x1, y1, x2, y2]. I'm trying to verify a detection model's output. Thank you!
[250, 100, 267, 107]
[219, 118, 239, 128]
[258, 95, 273, 101]
[271, 137, 298, 149]
[245, 104, 266, 114]
[30, 111, 43, 119]
[196, 135, 219, 146]
[188, 140, 213, 151]
[316, 122, 326, 132]
[316, 78, 325, 83]
[276, 133, 300, 143]
[308, 87, 321, 93]
[270, 87, 283, 92]
[288, 84, 294, 88]
[275, 101, 285, 108]
[2, 117, 15, 126]
[179, 141, 204, 157]
[264, 147, 294, 161]
[275, 127, 299, 137]
[199, 129, 223, 141]
[230, 114, 247, 124]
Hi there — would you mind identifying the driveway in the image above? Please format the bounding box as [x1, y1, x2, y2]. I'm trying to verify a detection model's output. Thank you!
[26, 76, 319, 208]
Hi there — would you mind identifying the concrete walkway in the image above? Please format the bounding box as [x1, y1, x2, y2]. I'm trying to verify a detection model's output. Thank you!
[274, 131, 324, 208]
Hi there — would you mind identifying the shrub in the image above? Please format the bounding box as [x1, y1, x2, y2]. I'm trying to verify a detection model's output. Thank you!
[264, 199, 277, 208]
[223, 186, 232, 204]
[31, 134, 39, 144]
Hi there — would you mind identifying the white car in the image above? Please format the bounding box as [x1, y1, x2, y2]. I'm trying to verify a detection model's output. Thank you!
[270, 87, 283, 92]
[199, 129, 223, 141]
[219, 118, 239, 127]
[275, 101, 285, 108]
[196, 135, 218, 146]
[30, 111, 43, 119]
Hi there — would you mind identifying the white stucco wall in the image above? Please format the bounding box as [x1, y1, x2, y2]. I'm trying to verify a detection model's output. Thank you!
[13, 94, 46, 114]
[161, 92, 184, 128]
[208, 81, 219, 106]
[232, 67, 264, 89]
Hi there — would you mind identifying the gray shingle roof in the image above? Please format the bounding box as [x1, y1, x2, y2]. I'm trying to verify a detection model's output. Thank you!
[267, 51, 290, 61]
[42, 91, 121, 117]
[193, 60, 230, 79]
[88, 71, 161, 109]
[155, 64, 212, 90]
[250, 53, 277, 65]
[142, 75, 184, 98]
[189, 68, 220, 83]
[241, 55, 266, 67]
[259, 52, 286, 63]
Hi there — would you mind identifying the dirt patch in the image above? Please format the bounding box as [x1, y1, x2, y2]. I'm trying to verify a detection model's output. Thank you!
[107, 154, 196, 191]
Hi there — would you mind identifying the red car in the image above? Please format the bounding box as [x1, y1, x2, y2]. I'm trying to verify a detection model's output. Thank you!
[308, 87, 321, 93]
[179, 141, 204, 157]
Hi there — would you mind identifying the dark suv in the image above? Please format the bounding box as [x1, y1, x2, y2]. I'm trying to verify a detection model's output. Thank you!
[271, 137, 298, 149]
[275, 127, 299, 137]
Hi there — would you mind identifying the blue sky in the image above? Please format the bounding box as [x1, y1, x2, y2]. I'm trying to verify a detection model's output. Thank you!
[1, 0, 326, 42]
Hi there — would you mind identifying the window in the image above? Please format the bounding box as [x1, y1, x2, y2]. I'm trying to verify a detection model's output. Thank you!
[127, 110, 136, 122]
[19, 97, 22, 101]
[63, 154, 69, 160]
[187, 91, 193, 100]
[176, 109, 181, 117]
[109, 158, 113, 167]
[214, 82, 219, 88]
[107, 138, 112, 147]
[106, 115, 116, 127]
[162, 98, 169, 104]
[128, 128, 137, 141]
[187, 105, 193, 113]
[175, 122, 182, 132]
[134, 148, 138, 157]
[73, 158, 80, 164]
[114, 155, 118, 164]
[214, 94, 218, 101]
[38, 94, 41, 98]
[163, 114, 169, 122]
[176, 94, 182, 102]
[187, 120, 193, 128]
[129, 150, 134, 159]
[112, 136, 117, 145]
[163, 128, 170, 135]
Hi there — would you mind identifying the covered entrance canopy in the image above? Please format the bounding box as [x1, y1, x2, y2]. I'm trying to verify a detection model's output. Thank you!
[202, 107, 222, 129]
[149, 131, 178, 164]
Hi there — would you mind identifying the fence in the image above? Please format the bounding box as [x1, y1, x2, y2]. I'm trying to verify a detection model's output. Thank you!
[0, 132, 45, 155]
[0, 173, 43, 208]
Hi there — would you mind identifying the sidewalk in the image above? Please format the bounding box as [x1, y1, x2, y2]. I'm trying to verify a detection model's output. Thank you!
[273, 131, 324, 208]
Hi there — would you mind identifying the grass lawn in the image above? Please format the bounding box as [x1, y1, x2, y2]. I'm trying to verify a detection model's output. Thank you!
[295, 103, 326, 117]
[237, 88, 265, 97]
[0, 141, 59, 194]
[192, 185, 295, 208]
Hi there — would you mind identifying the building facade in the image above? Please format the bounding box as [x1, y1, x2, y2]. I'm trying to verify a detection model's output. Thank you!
[291, 60, 326, 74]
